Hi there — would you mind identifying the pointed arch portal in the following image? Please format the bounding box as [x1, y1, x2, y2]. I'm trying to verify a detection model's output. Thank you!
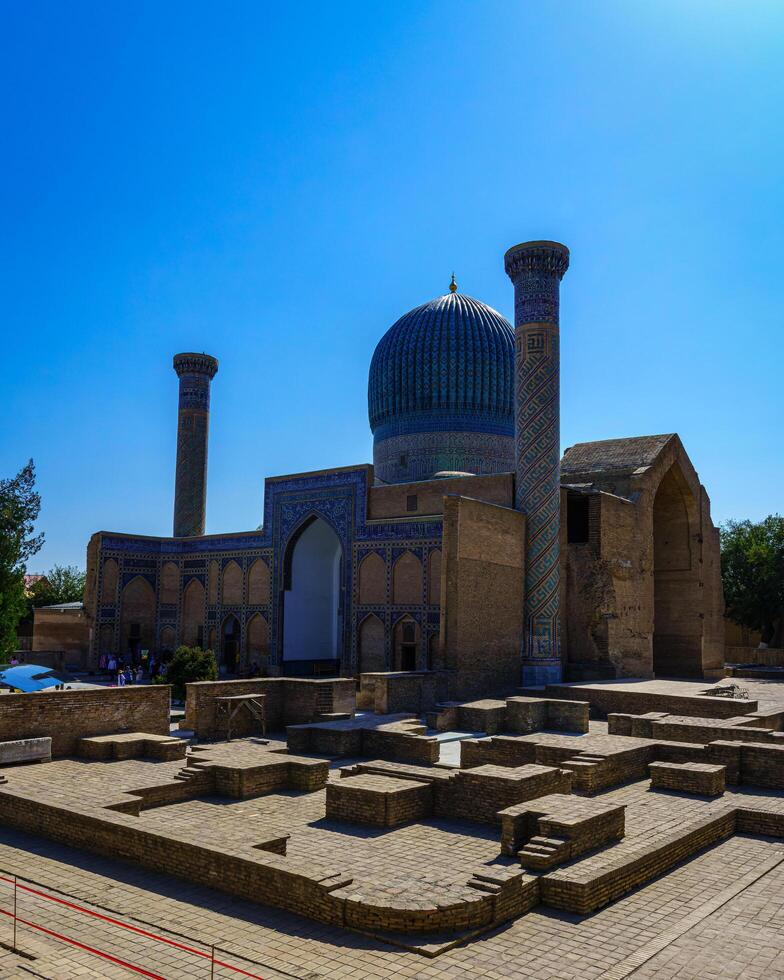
[282, 517, 343, 673]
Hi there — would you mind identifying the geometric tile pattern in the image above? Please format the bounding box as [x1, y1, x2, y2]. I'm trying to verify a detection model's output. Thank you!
[504, 242, 569, 681]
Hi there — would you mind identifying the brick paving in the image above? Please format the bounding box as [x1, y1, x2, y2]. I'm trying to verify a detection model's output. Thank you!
[0, 829, 778, 978]
[0, 679, 782, 977]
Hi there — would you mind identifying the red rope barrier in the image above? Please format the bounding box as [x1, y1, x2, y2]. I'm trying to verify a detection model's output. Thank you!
[0, 906, 166, 979]
[0, 872, 268, 979]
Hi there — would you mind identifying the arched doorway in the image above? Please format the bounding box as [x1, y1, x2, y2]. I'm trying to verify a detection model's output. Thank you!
[282, 517, 342, 674]
[221, 615, 241, 675]
[393, 616, 420, 671]
[652, 463, 702, 677]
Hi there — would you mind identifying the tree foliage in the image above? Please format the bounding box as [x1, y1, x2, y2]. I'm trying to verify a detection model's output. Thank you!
[721, 515, 784, 646]
[159, 645, 218, 700]
[0, 461, 43, 659]
[26, 564, 86, 612]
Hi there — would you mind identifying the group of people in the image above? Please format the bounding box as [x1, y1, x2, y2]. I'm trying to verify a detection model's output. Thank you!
[98, 652, 165, 687]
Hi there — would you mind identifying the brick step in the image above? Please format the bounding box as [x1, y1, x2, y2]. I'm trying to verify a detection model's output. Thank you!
[466, 878, 500, 894]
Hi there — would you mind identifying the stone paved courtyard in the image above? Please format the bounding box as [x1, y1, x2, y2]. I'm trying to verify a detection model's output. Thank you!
[0, 676, 782, 977]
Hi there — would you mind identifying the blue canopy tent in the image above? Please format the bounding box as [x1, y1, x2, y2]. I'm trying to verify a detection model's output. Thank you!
[0, 664, 89, 693]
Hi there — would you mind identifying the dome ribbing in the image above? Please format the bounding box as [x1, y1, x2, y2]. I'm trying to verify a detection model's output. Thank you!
[368, 290, 515, 484]
[368, 292, 514, 435]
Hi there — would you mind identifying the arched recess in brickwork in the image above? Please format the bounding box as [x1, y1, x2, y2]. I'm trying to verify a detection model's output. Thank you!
[119, 576, 156, 659]
[393, 615, 420, 671]
[221, 614, 241, 673]
[207, 627, 217, 653]
[160, 625, 176, 651]
[427, 549, 442, 606]
[358, 614, 386, 674]
[182, 579, 205, 648]
[208, 561, 219, 604]
[652, 462, 702, 677]
[246, 613, 269, 669]
[101, 559, 118, 603]
[98, 622, 115, 655]
[283, 517, 342, 664]
[358, 552, 386, 604]
[160, 562, 179, 605]
[222, 560, 243, 605]
[392, 551, 422, 605]
[247, 559, 270, 605]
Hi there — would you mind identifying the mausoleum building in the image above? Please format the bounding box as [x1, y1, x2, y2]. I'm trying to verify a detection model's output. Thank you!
[83, 241, 724, 688]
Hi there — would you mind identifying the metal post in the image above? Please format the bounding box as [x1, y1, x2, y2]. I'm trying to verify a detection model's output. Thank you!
[210, 943, 215, 979]
[13, 876, 17, 951]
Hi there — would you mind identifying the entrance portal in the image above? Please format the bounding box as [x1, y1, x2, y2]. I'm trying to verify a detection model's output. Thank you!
[282, 517, 342, 674]
[652, 463, 702, 677]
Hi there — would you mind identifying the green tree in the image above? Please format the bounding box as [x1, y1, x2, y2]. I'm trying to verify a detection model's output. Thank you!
[158, 645, 218, 700]
[28, 564, 86, 610]
[721, 515, 784, 647]
[0, 461, 44, 658]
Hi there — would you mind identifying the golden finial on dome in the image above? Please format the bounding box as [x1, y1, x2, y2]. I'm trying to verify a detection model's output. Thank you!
[449, 273, 457, 293]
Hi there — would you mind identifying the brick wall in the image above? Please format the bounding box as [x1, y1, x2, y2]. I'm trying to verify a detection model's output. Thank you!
[0, 686, 170, 757]
[542, 683, 756, 720]
[184, 677, 355, 736]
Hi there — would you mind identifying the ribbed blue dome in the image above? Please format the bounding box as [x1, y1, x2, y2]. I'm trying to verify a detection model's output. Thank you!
[368, 291, 514, 437]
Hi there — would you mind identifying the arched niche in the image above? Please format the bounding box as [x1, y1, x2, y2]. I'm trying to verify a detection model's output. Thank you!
[247, 559, 270, 605]
[160, 625, 176, 651]
[246, 613, 269, 669]
[221, 614, 241, 673]
[222, 560, 243, 605]
[393, 615, 420, 671]
[358, 552, 386, 605]
[392, 551, 422, 605]
[182, 578, 205, 648]
[358, 614, 386, 673]
[119, 576, 156, 660]
[160, 561, 179, 605]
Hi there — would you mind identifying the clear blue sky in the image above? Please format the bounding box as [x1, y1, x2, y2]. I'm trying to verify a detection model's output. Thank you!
[2, 1, 782, 572]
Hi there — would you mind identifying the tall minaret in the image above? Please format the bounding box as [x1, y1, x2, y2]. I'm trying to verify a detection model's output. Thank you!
[172, 352, 219, 537]
[504, 241, 570, 685]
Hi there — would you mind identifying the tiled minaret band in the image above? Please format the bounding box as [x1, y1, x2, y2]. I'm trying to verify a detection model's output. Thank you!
[172, 352, 219, 537]
[504, 241, 570, 685]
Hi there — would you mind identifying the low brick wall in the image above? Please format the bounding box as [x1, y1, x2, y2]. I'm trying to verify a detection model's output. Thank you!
[287, 719, 439, 765]
[327, 775, 433, 826]
[542, 683, 757, 720]
[436, 764, 573, 825]
[360, 671, 449, 714]
[78, 733, 186, 762]
[0, 782, 533, 936]
[706, 740, 784, 788]
[649, 762, 726, 796]
[457, 700, 508, 734]
[541, 808, 737, 914]
[185, 678, 355, 737]
[0, 687, 170, 757]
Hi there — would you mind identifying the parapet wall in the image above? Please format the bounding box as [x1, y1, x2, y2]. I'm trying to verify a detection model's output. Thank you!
[0, 686, 171, 757]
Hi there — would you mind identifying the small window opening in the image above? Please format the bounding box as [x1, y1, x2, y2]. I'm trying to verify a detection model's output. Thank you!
[567, 494, 590, 544]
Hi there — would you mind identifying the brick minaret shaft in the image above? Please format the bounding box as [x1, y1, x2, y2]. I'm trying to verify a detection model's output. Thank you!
[172, 352, 219, 537]
[504, 241, 570, 685]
